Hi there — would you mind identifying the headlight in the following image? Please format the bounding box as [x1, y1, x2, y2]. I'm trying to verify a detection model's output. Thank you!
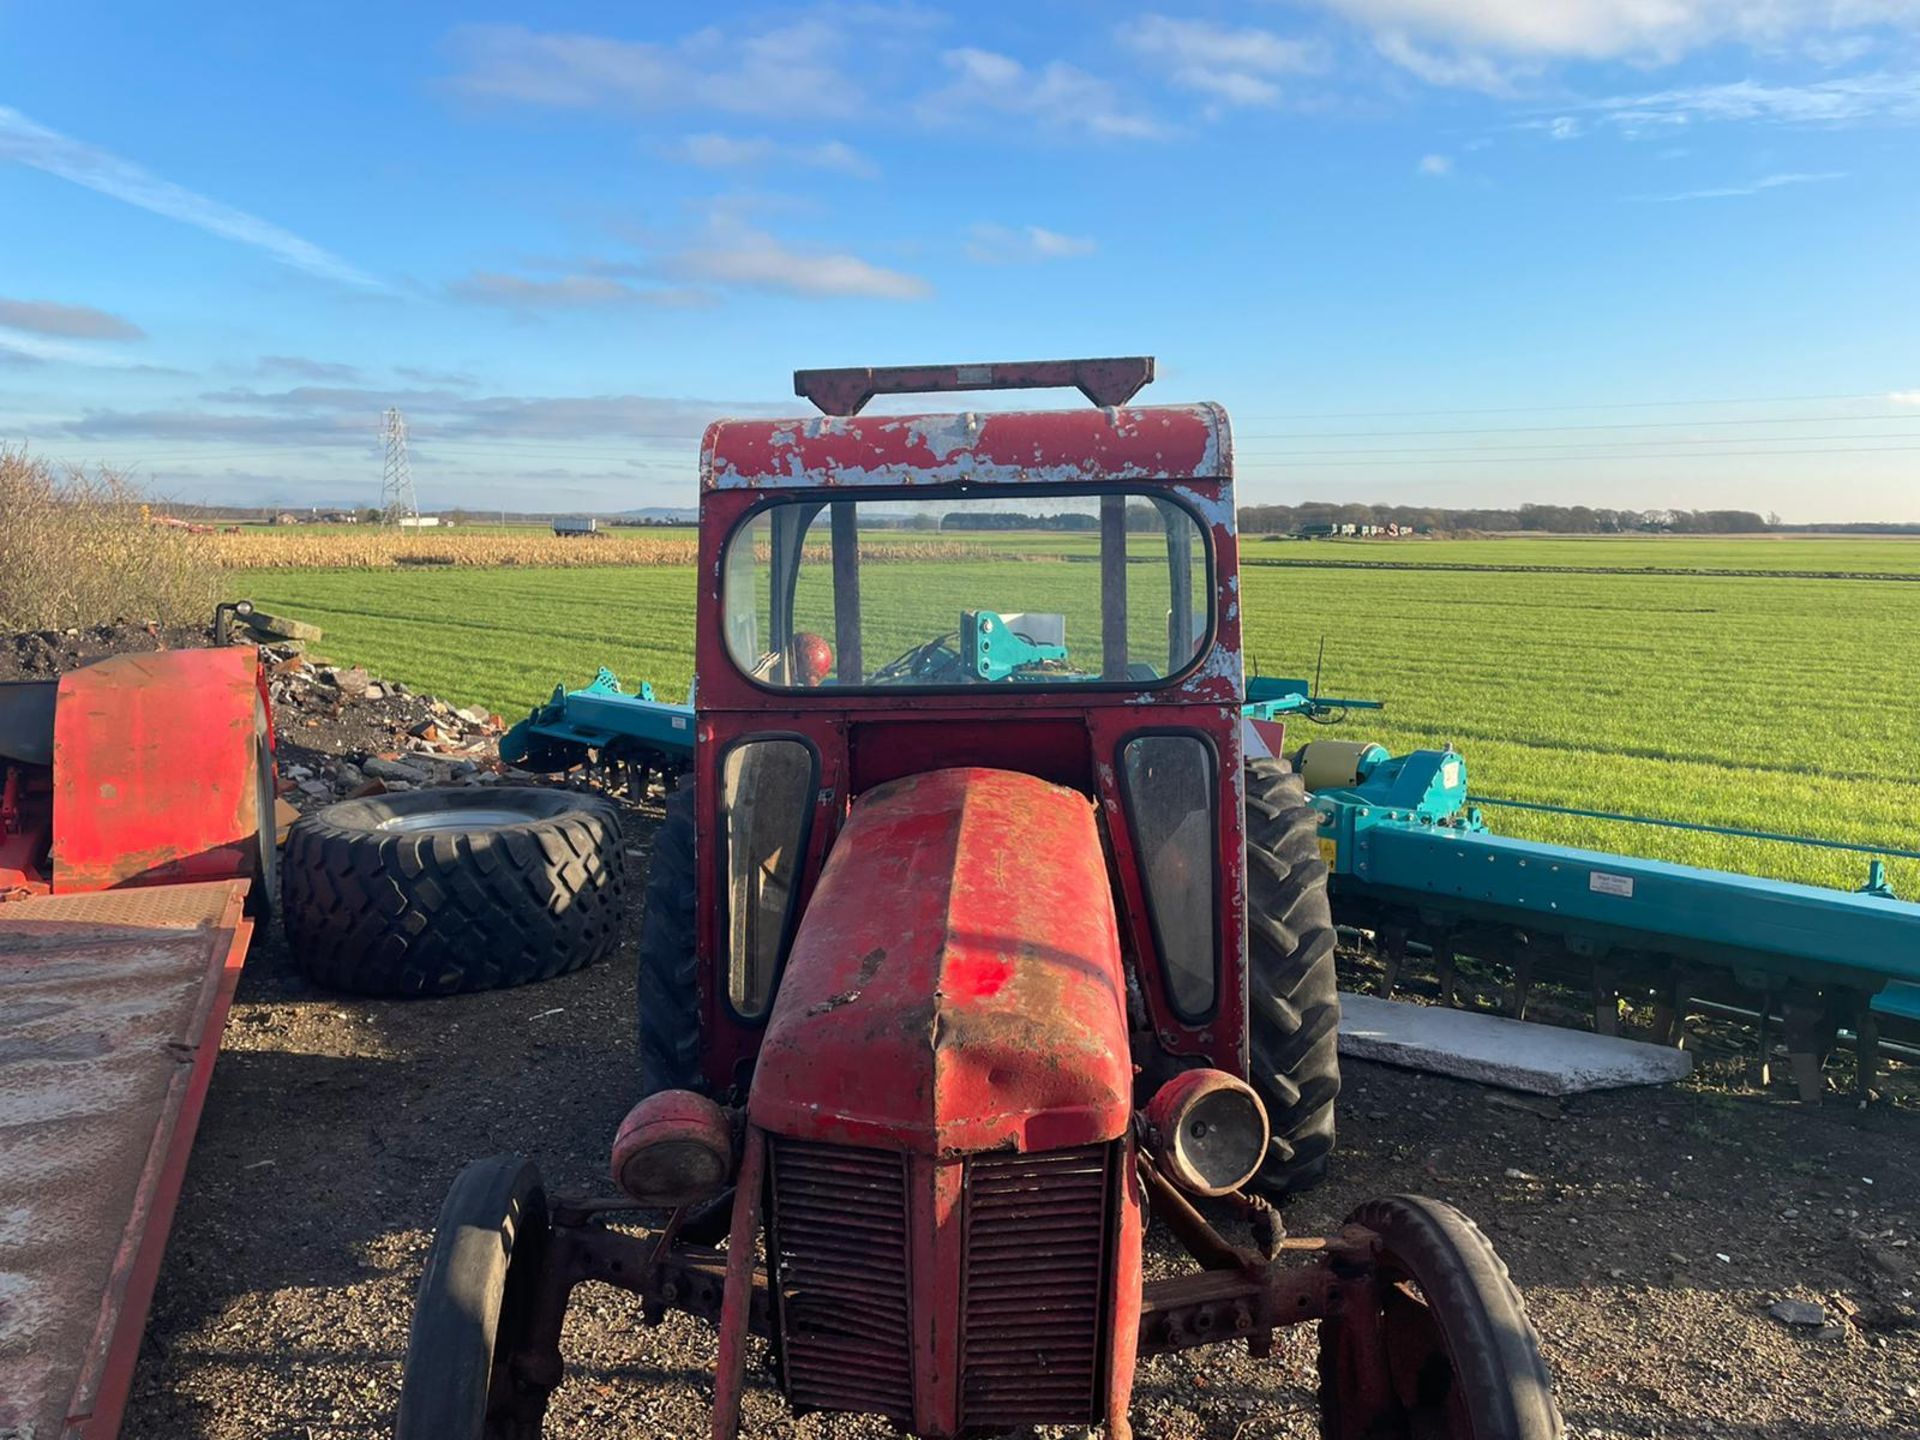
[610, 1090, 735, 1206]
[1144, 1069, 1269, 1196]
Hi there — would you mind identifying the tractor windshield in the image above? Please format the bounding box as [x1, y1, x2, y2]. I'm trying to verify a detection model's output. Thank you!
[722, 492, 1211, 691]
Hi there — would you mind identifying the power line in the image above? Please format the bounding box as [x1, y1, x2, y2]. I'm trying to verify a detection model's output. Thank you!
[1237, 431, 1920, 459]
[1237, 413, 1920, 441]
[1228, 390, 1905, 422]
[1239, 444, 1920, 467]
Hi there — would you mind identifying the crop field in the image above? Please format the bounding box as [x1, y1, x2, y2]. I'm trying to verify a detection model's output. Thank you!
[242, 536, 1920, 896]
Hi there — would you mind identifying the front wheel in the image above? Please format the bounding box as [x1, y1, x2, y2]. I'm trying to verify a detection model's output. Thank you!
[397, 1157, 556, 1440]
[1319, 1195, 1563, 1440]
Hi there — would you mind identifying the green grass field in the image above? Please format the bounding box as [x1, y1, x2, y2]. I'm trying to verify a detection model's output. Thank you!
[244, 536, 1920, 896]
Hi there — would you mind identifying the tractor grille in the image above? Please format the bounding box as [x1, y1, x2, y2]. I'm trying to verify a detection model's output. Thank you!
[769, 1139, 914, 1422]
[767, 1138, 1114, 1429]
[961, 1144, 1112, 1428]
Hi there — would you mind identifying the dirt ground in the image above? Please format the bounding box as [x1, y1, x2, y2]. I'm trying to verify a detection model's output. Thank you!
[116, 788, 1920, 1440]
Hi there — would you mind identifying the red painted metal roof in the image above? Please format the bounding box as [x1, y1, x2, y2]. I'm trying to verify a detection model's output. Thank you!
[0, 880, 251, 1440]
[700, 402, 1230, 491]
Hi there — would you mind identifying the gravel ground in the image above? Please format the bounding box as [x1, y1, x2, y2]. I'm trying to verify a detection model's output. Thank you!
[117, 790, 1920, 1440]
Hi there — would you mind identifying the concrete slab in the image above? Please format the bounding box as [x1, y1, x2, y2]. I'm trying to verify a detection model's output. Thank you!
[1337, 992, 1693, 1096]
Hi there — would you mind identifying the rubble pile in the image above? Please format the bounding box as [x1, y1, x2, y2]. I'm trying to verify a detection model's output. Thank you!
[263, 644, 516, 811]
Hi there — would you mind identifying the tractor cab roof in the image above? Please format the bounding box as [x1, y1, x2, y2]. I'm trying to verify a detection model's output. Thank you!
[699, 402, 1231, 493]
[698, 357, 1230, 493]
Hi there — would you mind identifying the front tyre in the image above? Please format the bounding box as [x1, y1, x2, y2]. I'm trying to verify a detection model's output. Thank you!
[1244, 759, 1342, 1198]
[1319, 1195, 1563, 1440]
[397, 1157, 555, 1440]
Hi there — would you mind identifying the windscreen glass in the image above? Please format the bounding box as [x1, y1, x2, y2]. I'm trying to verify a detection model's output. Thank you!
[721, 493, 1210, 691]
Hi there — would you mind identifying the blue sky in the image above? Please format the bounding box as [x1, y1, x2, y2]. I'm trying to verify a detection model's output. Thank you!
[2, 2, 1917, 519]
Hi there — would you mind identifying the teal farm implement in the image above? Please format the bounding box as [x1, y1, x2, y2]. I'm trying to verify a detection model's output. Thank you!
[505, 624, 1917, 1100]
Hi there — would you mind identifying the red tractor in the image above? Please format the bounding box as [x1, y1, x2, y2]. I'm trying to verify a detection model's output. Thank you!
[399, 360, 1562, 1440]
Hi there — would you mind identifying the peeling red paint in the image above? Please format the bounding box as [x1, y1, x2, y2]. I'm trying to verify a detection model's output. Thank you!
[750, 766, 1132, 1155]
[701, 403, 1227, 491]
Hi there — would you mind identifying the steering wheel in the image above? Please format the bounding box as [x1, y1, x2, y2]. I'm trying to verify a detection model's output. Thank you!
[868, 634, 966, 685]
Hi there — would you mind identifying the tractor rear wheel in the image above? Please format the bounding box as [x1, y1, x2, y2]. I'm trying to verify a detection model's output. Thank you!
[636, 781, 702, 1095]
[397, 1156, 555, 1440]
[1245, 758, 1342, 1199]
[1318, 1194, 1563, 1439]
[282, 787, 624, 996]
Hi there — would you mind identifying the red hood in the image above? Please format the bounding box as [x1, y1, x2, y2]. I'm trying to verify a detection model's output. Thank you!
[749, 767, 1132, 1155]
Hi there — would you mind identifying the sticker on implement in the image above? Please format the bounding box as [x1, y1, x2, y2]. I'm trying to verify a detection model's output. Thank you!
[1589, 871, 1634, 898]
[1317, 837, 1338, 866]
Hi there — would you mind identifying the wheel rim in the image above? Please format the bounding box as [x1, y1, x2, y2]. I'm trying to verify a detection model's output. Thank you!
[1331, 1273, 1473, 1440]
[1381, 1279, 1472, 1437]
[376, 807, 531, 834]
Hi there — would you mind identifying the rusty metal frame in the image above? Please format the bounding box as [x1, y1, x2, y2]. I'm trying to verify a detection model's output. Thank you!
[491, 1175, 1383, 1438]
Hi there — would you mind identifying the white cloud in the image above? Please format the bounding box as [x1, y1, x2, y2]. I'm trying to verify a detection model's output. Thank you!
[450, 271, 715, 310]
[1417, 152, 1454, 176]
[258, 355, 361, 382]
[1587, 72, 1920, 129]
[654, 209, 930, 300]
[0, 105, 381, 288]
[1886, 389, 1920, 406]
[922, 48, 1166, 139]
[1372, 31, 1531, 93]
[58, 388, 792, 448]
[966, 224, 1097, 263]
[1548, 115, 1582, 139]
[667, 133, 877, 178]
[0, 297, 143, 340]
[1118, 16, 1323, 107]
[1316, 1, 1920, 65]
[1630, 170, 1845, 200]
[445, 19, 865, 120]
[0, 327, 148, 368]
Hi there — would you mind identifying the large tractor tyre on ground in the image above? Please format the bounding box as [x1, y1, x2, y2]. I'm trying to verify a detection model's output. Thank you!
[635, 781, 702, 1096]
[1318, 1194, 1563, 1440]
[1245, 758, 1343, 1199]
[397, 1156, 555, 1440]
[282, 788, 624, 997]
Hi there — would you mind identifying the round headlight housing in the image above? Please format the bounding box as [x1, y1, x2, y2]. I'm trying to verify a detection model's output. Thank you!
[610, 1090, 735, 1207]
[1144, 1069, 1270, 1197]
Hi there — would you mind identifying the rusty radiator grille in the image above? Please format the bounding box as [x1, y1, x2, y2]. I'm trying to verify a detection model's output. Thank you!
[768, 1139, 914, 1422]
[961, 1144, 1112, 1428]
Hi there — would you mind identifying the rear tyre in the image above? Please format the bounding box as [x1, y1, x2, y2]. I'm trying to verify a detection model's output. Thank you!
[636, 781, 702, 1095]
[282, 787, 624, 996]
[1244, 759, 1342, 1199]
[1318, 1195, 1563, 1440]
[398, 1157, 555, 1440]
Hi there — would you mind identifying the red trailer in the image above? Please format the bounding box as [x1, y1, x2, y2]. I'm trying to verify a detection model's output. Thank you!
[0, 645, 273, 1439]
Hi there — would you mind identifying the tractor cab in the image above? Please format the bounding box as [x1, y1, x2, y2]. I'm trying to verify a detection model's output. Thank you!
[397, 360, 1564, 1440]
[687, 358, 1251, 1097]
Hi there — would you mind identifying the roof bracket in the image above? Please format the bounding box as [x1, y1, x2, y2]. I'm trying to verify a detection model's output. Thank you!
[793, 357, 1155, 416]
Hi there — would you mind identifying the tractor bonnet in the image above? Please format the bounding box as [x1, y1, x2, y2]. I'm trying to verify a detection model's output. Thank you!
[749, 765, 1133, 1155]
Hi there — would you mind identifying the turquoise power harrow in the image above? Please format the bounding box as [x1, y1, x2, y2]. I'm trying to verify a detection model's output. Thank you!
[503, 661, 1917, 1100]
